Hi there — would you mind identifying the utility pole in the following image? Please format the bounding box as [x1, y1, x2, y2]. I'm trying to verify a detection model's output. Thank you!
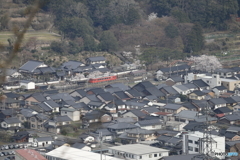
[99, 132, 103, 160]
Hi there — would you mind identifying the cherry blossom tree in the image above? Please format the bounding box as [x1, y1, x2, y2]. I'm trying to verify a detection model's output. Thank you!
[187, 55, 222, 72]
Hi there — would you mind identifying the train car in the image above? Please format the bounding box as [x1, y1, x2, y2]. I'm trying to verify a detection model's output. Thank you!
[88, 75, 118, 83]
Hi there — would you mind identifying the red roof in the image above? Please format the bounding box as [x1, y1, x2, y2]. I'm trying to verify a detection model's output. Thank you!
[154, 112, 172, 115]
[16, 149, 47, 160]
[216, 113, 225, 118]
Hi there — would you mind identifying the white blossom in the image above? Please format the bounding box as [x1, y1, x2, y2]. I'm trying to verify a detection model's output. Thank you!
[187, 55, 222, 72]
[148, 12, 158, 21]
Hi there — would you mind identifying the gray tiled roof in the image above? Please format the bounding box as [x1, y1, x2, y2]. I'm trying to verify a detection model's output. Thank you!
[48, 93, 75, 101]
[176, 110, 198, 118]
[127, 128, 154, 135]
[168, 75, 184, 82]
[4, 117, 21, 124]
[137, 119, 162, 126]
[98, 92, 115, 101]
[164, 103, 182, 110]
[35, 136, 53, 142]
[227, 126, 240, 132]
[129, 109, 146, 118]
[209, 98, 227, 105]
[141, 106, 160, 113]
[20, 108, 37, 118]
[125, 89, 142, 97]
[54, 115, 72, 122]
[106, 83, 130, 91]
[113, 91, 130, 99]
[62, 61, 84, 70]
[19, 60, 44, 72]
[86, 56, 105, 62]
[192, 79, 209, 88]
[107, 122, 139, 130]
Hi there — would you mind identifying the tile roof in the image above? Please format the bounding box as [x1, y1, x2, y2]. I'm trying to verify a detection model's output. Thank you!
[62, 60, 84, 70]
[98, 92, 115, 101]
[19, 60, 45, 72]
[192, 79, 209, 88]
[4, 117, 21, 124]
[35, 136, 53, 142]
[86, 56, 105, 62]
[168, 75, 184, 82]
[113, 91, 130, 99]
[137, 119, 162, 126]
[107, 122, 139, 130]
[209, 98, 227, 105]
[164, 103, 182, 110]
[106, 83, 130, 91]
[125, 89, 142, 97]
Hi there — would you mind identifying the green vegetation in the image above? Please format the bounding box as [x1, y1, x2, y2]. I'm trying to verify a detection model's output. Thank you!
[1, 0, 240, 68]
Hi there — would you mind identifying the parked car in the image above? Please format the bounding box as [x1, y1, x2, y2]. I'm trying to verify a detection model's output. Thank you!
[19, 144, 23, 148]
[3, 145, 9, 150]
[8, 145, 13, 149]
[9, 151, 15, 155]
[0, 152, 4, 156]
[14, 144, 19, 148]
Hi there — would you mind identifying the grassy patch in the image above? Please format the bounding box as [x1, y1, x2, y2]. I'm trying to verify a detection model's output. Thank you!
[0, 30, 61, 45]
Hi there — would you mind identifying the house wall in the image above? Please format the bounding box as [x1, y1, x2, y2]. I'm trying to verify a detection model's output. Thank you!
[20, 82, 35, 90]
[1, 122, 21, 128]
[101, 114, 112, 123]
[123, 112, 139, 121]
[189, 94, 205, 100]
[221, 80, 240, 91]
[25, 97, 39, 106]
[183, 132, 225, 159]
[36, 140, 52, 147]
[136, 124, 162, 130]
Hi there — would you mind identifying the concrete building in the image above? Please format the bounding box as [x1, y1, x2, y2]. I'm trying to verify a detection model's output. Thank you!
[45, 145, 121, 160]
[108, 144, 169, 160]
[182, 131, 225, 159]
[221, 78, 240, 91]
[185, 73, 221, 89]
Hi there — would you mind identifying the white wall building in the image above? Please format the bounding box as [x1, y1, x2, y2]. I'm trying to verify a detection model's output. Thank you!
[61, 107, 80, 121]
[19, 80, 35, 90]
[108, 144, 169, 160]
[183, 131, 225, 159]
[185, 73, 221, 89]
[45, 145, 121, 160]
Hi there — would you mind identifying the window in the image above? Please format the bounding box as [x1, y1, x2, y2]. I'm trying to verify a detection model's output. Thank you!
[149, 154, 152, 158]
[195, 141, 199, 145]
[154, 154, 157, 157]
[195, 148, 199, 152]
[159, 153, 161, 157]
[188, 140, 193, 143]
[139, 155, 142, 159]
[188, 146, 193, 151]
[31, 124, 35, 128]
[31, 118, 35, 122]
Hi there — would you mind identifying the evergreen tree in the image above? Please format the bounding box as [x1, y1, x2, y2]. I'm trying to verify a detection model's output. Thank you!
[185, 23, 204, 54]
[99, 31, 118, 52]
[164, 23, 179, 38]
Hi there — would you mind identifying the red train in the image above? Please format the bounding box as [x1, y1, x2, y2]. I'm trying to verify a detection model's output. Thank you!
[88, 75, 118, 83]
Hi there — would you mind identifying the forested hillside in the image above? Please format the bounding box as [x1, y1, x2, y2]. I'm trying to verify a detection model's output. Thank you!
[1, 0, 240, 68]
